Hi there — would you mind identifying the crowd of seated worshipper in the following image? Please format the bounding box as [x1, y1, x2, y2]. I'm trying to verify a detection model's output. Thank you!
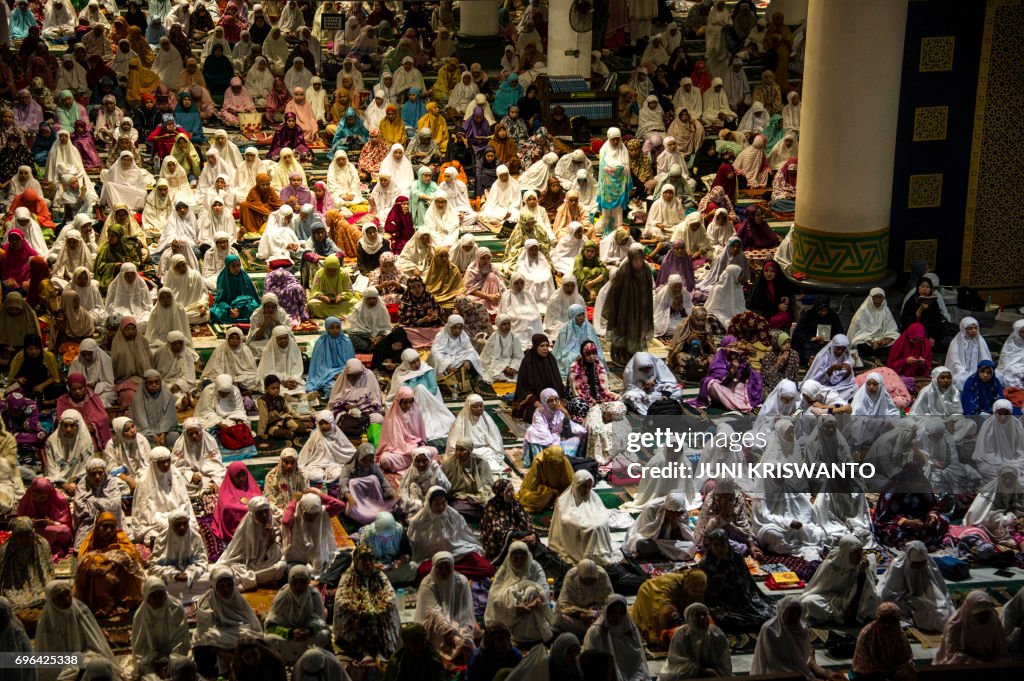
[3, 2, 1024, 681]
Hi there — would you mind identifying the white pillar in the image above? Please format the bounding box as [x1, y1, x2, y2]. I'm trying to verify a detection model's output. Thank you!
[791, 0, 907, 283]
[458, 0, 500, 37]
[547, 0, 591, 77]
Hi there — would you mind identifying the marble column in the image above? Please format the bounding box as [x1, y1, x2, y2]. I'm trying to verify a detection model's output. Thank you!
[791, 0, 907, 283]
[548, 0, 591, 77]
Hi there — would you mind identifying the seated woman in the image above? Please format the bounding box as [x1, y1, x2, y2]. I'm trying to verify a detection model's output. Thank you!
[622, 352, 683, 415]
[339, 443, 396, 526]
[194, 374, 248, 432]
[552, 559, 613, 642]
[262, 448, 310, 518]
[484, 542, 554, 648]
[377, 387, 432, 474]
[549, 470, 621, 567]
[441, 438, 494, 521]
[849, 603, 916, 681]
[16, 477, 73, 558]
[0, 516, 55, 609]
[344, 287, 393, 353]
[35, 581, 117, 673]
[332, 543, 403, 659]
[132, 577, 191, 677]
[887, 322, 933, 393]
[192, 567, 264, 666]
[666, 307, 718, 383]
[396, 446, 450, 518]
[479, 315, 524, 386]
[798, 534, 878, 625]
[306, 316, 356, 395]
[691, 528, 774, 635]
[660, 602, 732, 680]
[622, 492, 697, 562]
[408, 487, 494, 580]
[630, 570, 707, 649]
[215, 496, 288, 591]
[947, 317, 992, 390]
[934, 591, 1009, 665]
[131, 446, 194, 545]
[769, 158, 797, 212]
[212, 462, 263, 543]
[688, 335, 763, 413]
[751, 596, 846, 680]
[847, 372, 901, 451]
[385, 350, 455, 439]
[307, 255, 358, 318]
[876, 540, 954, 633]
[900, 276, 945, 345]
[263, 565, 332, 664]
[149, 509, 210, 604]
[566, 341, 618, 423]
[296, 410, 356, 484]
[131, 370, 182, 449]
[804, 334, 856, 401]
[428, 315, 483, 398]
[71, 458, 124, 551]
[74, 511, 145, 618]
[398, 275, 445, 348]
[873, 462, 950, 550]
[582, 596, 650, 681]
[328, 358, 385, 423]
[415, 551, 480, 663]
[792, 295, 845, 365]
[812, 474, 875, 550]
[499, 273, 544, 351]
[201, 327, 260, 392]
[8, 333, 64, 404]
[961, 359, 1004, 415]
[210, 255, 261, 324]
[963, 465, 1024, 550]
[523, 388, 585, 467]
[693, 478, 761, 558]
[846, 288, 899, 359]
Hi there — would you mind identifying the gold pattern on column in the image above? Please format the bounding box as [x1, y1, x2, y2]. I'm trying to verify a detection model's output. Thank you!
[902, 239, 939, 272]
[919, 36, 955, 72]
[963, 0, 1024, 288]
[912, 106, 949, 141]
[907, 174, 943, 209]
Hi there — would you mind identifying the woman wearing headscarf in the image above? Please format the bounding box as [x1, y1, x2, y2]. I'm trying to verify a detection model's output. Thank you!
[192, 566, 264, 653]
[934, 590, 1009, 665]
[750, 596, 842, 680]
[963, 465, 1024, 548]
[383, 623, 447, 681]
[602, 243, 654, 366]
[70, 456, 122, 548]
[294, 409, 354, 484]
[485, 541, 553, 648]
[961, 359, 1003, 416]
[332, 543, 403, 658]
[414, 550, 480, 661]
[212, 461, 262, 541]
[395, 446, 450, 519]
[34, 580, 116, 681]
[131, 445, 194, 544]
[580, 595, 649, 681]
[8, 333, 63, 403]
[549, 470, 621, 567]
[262, 564, 332, 664]
[0, 515, 52, 609]
[215, 497, 288, 590]
[873, 461, 951, 550]
[74, 510, 145, 617]
[131, 576, 190, 675]
[944, 316, 992, 390]
[210, 254, 260, 324]
[875, 540, 954, 633]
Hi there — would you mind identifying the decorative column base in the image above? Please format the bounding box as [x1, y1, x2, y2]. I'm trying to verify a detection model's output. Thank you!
[792, 224, 890, 284]
[456, 33, 505, 68]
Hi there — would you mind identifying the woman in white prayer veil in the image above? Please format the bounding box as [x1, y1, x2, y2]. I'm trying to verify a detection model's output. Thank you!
[422, 194, 461, 247]
[152, 37, 184, 86]
[257, 325, 306, 395]
[847, 371, 900, 450]
[480, 314, 524, 384]
[297, 410, 356, 483]
[622, 491, 697, 562]
[845, 288, 899, 359]
[963, 465, 1024, 548]
[159, 156, 194, 205]
[497, 273, 544, 350]
[482, 165, 523, 224]
[660, 602, 732, 680]
[693, 423, 746, 493]
[582, 595, 650, 681]
[202, 233, 240, 291]
[142, 179, 174, 236]
[551, 221, 585, 275]
[51, 228, 93, 286]
[804, 334, 856, 401]
[440, 172, 478, 226]
[414, 550, 479, 660]
[247, 293, 290, 358]
[484, 541, 553, 646]
[637, 96, 667, 140]
[445, 394, 504, 471]
[625, 440, 698, 512]
[214, 497, 288, 590]
[210, 130, 243, 175]
[553, 559, 613, 639]
[171, 418, 226, 493]
[428, 314, 483, 376]
[292, 648, 350, 681]
[407, 487, 486, 565]
[43, 409, 94, 487]
[549, 470, 622, 566]
[34, 581, 116, 681]
[68, 338, 116, 406]
[326, 150, 363, 206]
[514, 239, 556, 313]
[200, 327, 259, 390]
[262, 27, 290, 73]
[802, 414, 852, 467]
[233, 147, 268, 200]
[544, 274, 584, 338]
[652, 275, 692, 338]
[192, 566, 264, 648]
[518, 151, 559, 193]
[750, 470, 825, 562]
[194, 374, 247, 429]
[751, 379, 799, 442]
[45, 129, 87, 184]
[245, 57, 274, 106]
[164, 254, 210, 323]
[876, 540, 954, 632]
[812, 471, 874, 549]
[378, 144, 416, 191]
[972, 399, 1024, 479]
[622, 352, 683, 416]
[99, 150, 154, 209]
[105, 263, 153, 326]
[283, 494, 341, 578]
[450, 234, 478, 273]
[396, 447, 450, 516]
[131, 446, 195, 544]
[131, 576, 190, 675]
[799, 534, 879, 625]
[750, 596, 831, 679]
[946, 316, 993, 390]
[767, 132, 799, 171]
[264, 565, 332, 664]
[145, 287, 191, 353]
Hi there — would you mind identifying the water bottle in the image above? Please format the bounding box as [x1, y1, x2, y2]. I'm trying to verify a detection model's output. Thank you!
[547, 577, 556, 611]
[396, 588, 405, 609]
